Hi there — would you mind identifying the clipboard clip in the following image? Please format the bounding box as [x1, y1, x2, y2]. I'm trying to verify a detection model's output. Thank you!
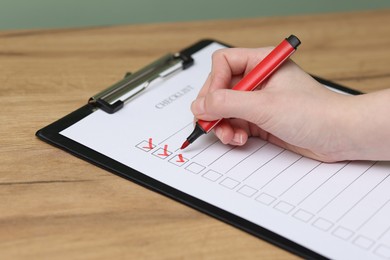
[89, 52, 194, 113]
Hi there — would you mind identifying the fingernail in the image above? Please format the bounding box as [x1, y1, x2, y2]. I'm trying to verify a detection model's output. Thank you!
[192, 97, 205, 115]
[232, 133, 243, 145]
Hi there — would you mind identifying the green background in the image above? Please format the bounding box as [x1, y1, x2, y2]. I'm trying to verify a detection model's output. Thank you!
[1, 0, 390, 31]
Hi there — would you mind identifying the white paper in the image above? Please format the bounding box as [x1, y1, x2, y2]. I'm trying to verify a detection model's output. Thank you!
[61, 42, 390, 259]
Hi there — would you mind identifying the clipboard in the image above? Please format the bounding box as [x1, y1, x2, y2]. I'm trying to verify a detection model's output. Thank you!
[36, 39, 366, 259]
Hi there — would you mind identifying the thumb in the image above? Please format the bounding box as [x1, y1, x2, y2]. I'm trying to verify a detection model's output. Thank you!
[191, 88, 267, 124]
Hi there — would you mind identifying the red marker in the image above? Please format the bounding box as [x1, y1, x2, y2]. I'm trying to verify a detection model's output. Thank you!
[180, 35, 301, 150]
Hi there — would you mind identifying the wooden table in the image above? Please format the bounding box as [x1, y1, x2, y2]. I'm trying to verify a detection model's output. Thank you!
[1, 9, 389, 259]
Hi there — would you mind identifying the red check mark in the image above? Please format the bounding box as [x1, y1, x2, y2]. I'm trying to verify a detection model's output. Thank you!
[143, 138, 153, 149]
[176, 154, 185, 163]
[158, 145, 169, 156]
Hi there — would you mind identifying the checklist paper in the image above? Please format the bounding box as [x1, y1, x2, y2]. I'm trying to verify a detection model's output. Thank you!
[61, 42, 390, 260]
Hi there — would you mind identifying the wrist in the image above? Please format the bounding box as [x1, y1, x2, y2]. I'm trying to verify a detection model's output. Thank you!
[314, 92, 363, 162]
[331, 91, 387, 161]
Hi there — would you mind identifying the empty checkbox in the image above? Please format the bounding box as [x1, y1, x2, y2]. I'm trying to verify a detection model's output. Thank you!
[237, 185, 258, 197]
[274, 201, 294, 214]
[185, 162, 205, 174]
[202, 170, 222, 182]
[220, 178, 240, 189]
[332, 226, 354, 240]
[312, 218, 333, 231]
[293, 209, 314, 222]
[375, 245, 390, 258]
[255, 193, 276, 206]
[353, 236, 374, 250]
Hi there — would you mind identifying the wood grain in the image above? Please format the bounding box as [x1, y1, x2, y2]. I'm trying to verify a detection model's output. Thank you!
[1, 9, 389, 259]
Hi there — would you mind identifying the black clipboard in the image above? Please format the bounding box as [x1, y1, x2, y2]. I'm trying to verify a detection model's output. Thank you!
[36, 39, 362, 259]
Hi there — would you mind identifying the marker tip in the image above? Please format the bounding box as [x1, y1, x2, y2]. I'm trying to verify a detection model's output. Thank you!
[180, 140, 190, 150]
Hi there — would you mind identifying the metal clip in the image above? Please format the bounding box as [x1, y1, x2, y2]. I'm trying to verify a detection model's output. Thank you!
[89, 52, 194, 113]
